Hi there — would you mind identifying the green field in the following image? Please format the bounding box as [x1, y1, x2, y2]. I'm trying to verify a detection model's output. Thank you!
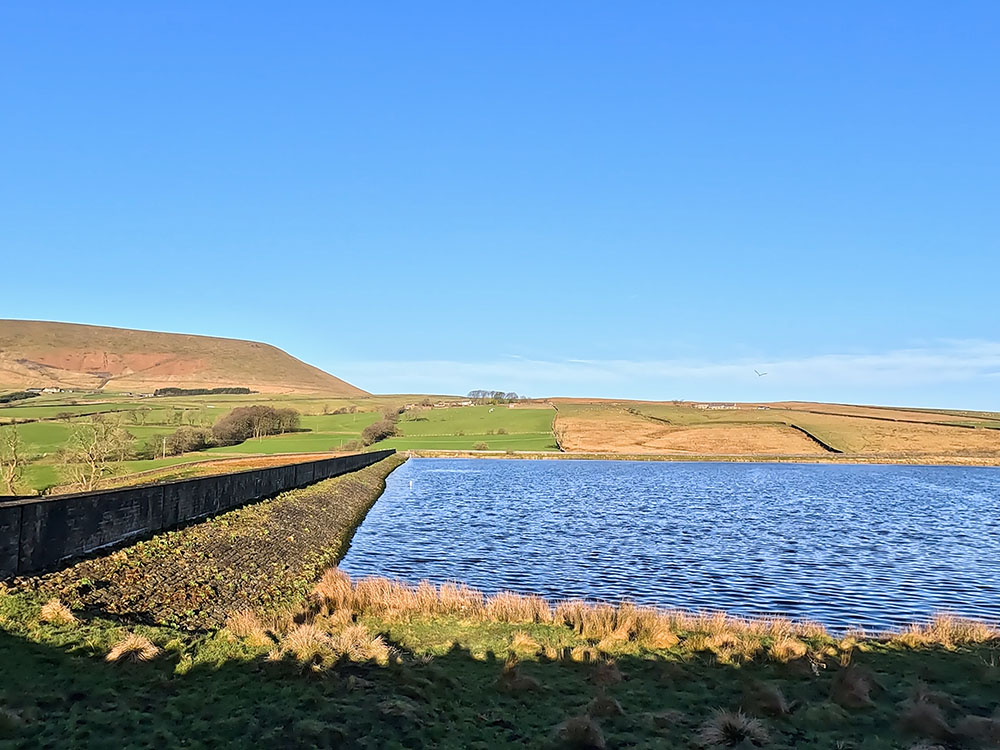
[385, 405, 557, 451]
[204, 412, 382, 455]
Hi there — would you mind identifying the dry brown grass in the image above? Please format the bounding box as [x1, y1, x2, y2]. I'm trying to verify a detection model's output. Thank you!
[279, 623, 331, 663]
[437, 582, 484, 616]
[586, 693, 625, 718]
[552, 714, 606, 749]
[890, 614, 999, 649]
[742, 681, 791, 716]
[767, 635, 808, 663]
[311, 568, 353, 613]
[898, 699, 955, 742]
[105, 633, 160, 664]
[485, 591, 552, 623]
[332, 624, 392, 665]
[697, 708, 770, 748]
[39, 598, 76, 626]
[278, 569, 1000, 672]
[224, 610, 273, 647]
[510, 631, 541, 655]
[830, 665, 881, 709]
[497, 656, 542, 694]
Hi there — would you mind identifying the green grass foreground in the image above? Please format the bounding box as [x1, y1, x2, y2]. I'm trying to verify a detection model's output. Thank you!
[3, 574, 1000, 749]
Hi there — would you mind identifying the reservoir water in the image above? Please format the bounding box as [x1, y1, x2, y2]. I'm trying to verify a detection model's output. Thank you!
[338, 457, 1000, 631]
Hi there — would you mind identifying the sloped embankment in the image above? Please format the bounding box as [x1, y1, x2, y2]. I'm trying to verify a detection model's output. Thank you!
[19, 454, 406, 629]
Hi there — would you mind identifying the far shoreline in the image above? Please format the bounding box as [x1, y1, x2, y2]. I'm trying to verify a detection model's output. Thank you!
[403, 448, 1000, 469]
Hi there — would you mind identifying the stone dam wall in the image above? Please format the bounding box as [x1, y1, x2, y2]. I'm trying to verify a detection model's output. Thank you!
[0, 450, 395, 579]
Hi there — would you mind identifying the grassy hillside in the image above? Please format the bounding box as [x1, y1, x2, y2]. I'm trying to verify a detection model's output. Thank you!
[0, 319, 367, 396]
[4, 390, 1000, 495]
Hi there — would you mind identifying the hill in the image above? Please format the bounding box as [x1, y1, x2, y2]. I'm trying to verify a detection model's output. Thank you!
[0, 320, 368, 396]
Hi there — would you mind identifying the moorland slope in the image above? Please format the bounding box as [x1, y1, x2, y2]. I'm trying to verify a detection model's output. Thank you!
[0, 320, 367, 396]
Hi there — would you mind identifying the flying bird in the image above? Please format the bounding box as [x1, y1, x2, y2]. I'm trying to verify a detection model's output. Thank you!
[754, 369, 768, 377]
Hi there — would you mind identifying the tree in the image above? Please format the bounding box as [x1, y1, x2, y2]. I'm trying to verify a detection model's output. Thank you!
[62, 417, 135, 491]
[164, 427, 213, 456]
[211, 406, 301, 445]
[553, 417, 569, 452]
[0, 425, 24, 495]
[361, 419, 398, 446]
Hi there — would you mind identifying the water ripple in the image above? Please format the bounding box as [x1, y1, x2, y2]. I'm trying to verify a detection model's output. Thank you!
[339, 458, 1000, 631]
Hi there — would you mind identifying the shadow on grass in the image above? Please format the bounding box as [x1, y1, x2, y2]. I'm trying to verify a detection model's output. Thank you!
[3, 626, 1000, 749]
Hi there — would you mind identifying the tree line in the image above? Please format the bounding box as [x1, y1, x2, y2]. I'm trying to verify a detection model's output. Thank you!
[467, 390, 524, 403]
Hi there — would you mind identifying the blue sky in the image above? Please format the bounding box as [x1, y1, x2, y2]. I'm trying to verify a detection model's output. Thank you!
[2, 3, 998, 408]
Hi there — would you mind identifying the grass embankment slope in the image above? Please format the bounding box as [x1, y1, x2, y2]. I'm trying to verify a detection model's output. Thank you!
[4, 454, 1000, 748]
[0, 319, 366, 396]
[19, 453, 407, 630]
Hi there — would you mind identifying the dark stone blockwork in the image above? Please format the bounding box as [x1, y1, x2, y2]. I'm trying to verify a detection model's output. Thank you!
[0, 450, 394, 579]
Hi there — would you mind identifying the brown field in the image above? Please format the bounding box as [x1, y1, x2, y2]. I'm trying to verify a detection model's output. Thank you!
[553, 400, 1000, 463]
[556, 407, 826, 456]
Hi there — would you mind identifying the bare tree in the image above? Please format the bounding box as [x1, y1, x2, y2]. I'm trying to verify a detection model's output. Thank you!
[62, 417, 135, 491]
[552, 415, 569, 452]
[0, 425, 24, 495]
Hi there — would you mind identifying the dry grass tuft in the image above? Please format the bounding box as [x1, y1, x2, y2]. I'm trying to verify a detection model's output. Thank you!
[767, 636, 808, 663]
[697, 709, 770, 748]
[332, 624, 392, 665]
[569, 646, 598, 663]
[279, 623, 331, 663]
[830, 665, 879, 709]
[632, 608, 680, 649]
[891, 615, 999, 649]
[510, 631, 541, 655]
[311, 568, 353, 613]
[552, 714, 606, 749]
[106, 633, 160, 664]
[586, 693, 625, 718]
[353, 577, 412, 615]
[588, 660, 623, 687]
[743, 681, 791, 716]
[39, 598, 76, 626]
[224, 610, 273, 647]
[706, 633, 761, 664]
[437, 582, 484, 616]
[485, 591, 552, 623]
[497, 655, 542, 694]
[898, 700, 955, 742]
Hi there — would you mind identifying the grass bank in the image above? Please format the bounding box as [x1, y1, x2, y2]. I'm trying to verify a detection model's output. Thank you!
[2, 572, 1000, 748]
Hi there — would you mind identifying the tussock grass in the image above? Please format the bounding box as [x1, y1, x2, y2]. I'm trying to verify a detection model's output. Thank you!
[890, 614, 999, 649]
[224, 610, 273, 647]
[510, 631, 541, 655]
[484, 591, 551, 623]
[265, 617, 393, 667]
[311, 568, 353, 613]
[552, 714, 605, 749]
[298, 569, 1000, 663]
[38, 598, 76, 626]
[278, 623, 330, 663]
[697, 708, 770, 747]
[106, 633, 160, 664]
